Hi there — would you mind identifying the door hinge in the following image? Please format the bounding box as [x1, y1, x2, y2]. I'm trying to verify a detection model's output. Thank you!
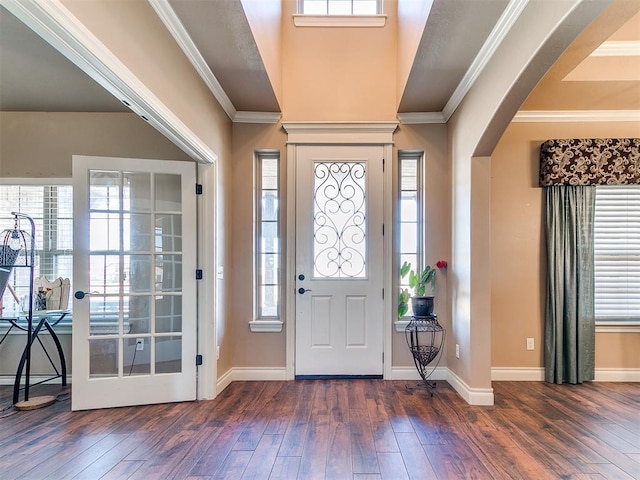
[382, 158, 385, 172]
[196, 354, 203, 366]
[382, 224, 385, 236]
[196, 269, 203, 280]
[382, 288, 385, 300]
[196, 184, 203, 195]
[382, 352, 384, 364]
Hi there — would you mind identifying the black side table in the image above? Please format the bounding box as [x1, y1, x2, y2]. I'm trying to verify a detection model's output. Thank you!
[405, 314, 446, 394]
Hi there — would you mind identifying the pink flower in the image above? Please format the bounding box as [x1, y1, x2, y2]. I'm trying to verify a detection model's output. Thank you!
[436, 260, 447, 269]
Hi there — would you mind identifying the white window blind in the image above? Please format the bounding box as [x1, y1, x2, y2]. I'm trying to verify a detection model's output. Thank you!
[594, 185, 640, 323]
[0, 185, 73, 317]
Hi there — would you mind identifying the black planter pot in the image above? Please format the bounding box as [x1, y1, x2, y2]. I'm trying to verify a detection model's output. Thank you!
[411, 296, 434, 317]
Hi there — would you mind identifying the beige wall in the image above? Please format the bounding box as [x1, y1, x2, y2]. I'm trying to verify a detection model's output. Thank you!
[230, 123, 287, 368]
[393, 124, 450, 366]
[281, 0, 398, 121]
[491, 121, 640, 371]
[0, 112, 190, 177]
[61, 0, 230, 155]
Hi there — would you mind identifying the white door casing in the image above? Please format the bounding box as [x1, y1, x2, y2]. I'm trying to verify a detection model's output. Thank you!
[295, 145, 384, 375]
[72, 155, 197, 410]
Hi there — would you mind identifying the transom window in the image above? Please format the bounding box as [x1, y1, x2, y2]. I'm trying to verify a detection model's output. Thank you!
[299, 0, 381, 15]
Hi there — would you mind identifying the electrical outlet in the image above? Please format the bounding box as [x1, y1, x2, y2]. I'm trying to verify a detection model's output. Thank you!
[216, 345, 220, 360]
[136, 338, 144, 351]
[455, 344, 460, 359]
[526, 337, 535, 351]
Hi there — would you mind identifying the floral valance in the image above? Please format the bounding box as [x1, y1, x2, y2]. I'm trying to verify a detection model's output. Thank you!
[539, 138, 640, 186]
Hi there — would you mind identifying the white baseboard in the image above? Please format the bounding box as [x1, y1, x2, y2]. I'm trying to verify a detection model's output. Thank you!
[0, 375, 69, 386]
[215, 368, 234, 395]
[492, 367, 640, 382]
[492, 367, 545, 381]
[389, 366, 447, 381]
[594, 368, 640, 382]
[446, 369, 495, 405]
[216, 367, 288, 395]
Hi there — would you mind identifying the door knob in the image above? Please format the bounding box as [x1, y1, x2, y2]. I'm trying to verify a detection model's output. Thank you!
[74, 290, 98, 299]
[298, 288, 312, 294]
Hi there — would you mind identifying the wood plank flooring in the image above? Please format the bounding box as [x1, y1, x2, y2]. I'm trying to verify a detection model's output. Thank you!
[0, 380, 638, 479]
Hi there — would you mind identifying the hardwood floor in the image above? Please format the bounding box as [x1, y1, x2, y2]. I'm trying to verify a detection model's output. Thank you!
[0, 380, 638, 479]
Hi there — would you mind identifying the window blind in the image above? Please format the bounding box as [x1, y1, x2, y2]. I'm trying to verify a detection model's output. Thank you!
[594, 185, 640, 323]
[0, 185, 73, 316]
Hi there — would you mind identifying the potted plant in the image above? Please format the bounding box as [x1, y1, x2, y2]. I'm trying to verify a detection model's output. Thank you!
[399, 260, 446, 318]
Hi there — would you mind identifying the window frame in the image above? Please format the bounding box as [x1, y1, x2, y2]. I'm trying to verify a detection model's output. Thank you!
[298, 0, 383, 15]
[250, 151, 283, 333]
[396, 151, 425, 329]
[594, 184, 640, 332]
[294, 0, 386, 27]
[0, 178, 73, 333]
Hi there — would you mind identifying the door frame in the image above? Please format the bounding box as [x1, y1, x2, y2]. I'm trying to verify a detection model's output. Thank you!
[283, 122, 398, 380]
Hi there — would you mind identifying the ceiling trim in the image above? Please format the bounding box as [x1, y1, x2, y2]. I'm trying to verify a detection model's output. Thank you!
[149, 0, 236, 121]
[592, 41, 640, 57]
[397, 112, 446, 124]
[442, 0, 529, 121]
[513, 110, 640, 123]
[282, 121, 398, 144]
[233, 111, 282, 124]
[2, 0, 217, 164]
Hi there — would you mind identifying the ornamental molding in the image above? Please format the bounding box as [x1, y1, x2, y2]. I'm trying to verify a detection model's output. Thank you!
[514, 110, 640, 123]
[282, 121, 398, 144]
[234, 111, 282, 124]
[397, 112, 446, 124]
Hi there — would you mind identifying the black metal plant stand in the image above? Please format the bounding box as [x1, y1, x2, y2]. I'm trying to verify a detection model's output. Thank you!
[405, 314, 446, 395]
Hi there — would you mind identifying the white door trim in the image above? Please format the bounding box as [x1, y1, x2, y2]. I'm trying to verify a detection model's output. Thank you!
[196, 163, 217, 400]
[283, 122, 397, 380]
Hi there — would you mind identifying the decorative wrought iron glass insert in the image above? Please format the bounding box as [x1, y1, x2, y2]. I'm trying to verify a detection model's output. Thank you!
[313, 161, 367, 278]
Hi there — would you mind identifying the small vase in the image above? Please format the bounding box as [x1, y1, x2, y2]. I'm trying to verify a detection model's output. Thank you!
[411, 296, 434, 317]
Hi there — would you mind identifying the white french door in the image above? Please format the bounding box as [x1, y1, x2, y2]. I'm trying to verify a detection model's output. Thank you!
[295, 146, 384, 376]
[72, 156, 197, 410]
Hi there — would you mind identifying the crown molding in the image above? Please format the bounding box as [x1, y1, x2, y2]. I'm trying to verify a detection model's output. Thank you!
[292, 14, 386, 28]
[282, 121, 398, 143]
[149, 0, 236, 121]
[397, 112, 446, 124]
[2, 0, 217, 164]
[233, 111, 282, 124]
[592, 41, 640, 57]
[513, 110, 640, 123]
[442, 0, 529, 121]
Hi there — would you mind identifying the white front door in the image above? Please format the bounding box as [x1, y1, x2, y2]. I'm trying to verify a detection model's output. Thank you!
[295, 146, 384, 376]
[72, 155, 197, 410]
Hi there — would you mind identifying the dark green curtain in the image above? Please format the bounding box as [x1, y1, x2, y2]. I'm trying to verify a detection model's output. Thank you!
[544, 186, 595, 384]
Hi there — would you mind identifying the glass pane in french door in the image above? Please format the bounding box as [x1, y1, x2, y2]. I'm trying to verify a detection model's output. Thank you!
[88, 170, 184, 378]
